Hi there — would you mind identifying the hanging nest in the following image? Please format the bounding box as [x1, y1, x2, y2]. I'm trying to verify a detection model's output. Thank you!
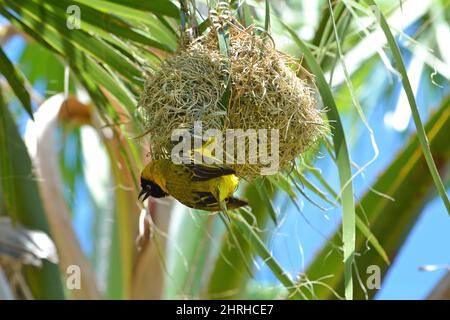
[137, 20, 326, 178]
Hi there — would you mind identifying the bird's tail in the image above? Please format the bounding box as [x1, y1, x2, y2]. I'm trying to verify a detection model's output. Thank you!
[226, 197, 248, 210]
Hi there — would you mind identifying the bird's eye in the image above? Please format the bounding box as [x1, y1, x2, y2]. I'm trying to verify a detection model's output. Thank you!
[140, 177, 152, 190]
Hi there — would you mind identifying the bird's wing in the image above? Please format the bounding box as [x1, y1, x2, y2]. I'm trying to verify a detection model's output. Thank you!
[191, 191, 221, 209]
[184, 162, 236, 181]
[190, 194, 248, 211]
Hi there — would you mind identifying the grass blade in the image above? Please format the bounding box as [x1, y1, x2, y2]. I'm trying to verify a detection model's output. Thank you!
[4, 0, 143, 85]
[0, 7, 136, 115]
[254, 179, 278, 224]
[234, 208, 303, 299]
[206, 181, 293, 299]
[305, 95, 450, 299]
[75, 0, 179, 19]
[236, 0, 253, 27]
[282, 23, 356, 299]
[293, 169, 390, 264]
[367, 0, 450, 214]
[29, 0, 173, 52]
[264, 0, 270, 33]
[0, 47, 33, 118]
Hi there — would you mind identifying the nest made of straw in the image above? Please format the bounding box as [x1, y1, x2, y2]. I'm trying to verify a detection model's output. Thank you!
[137, 20, 325, 178]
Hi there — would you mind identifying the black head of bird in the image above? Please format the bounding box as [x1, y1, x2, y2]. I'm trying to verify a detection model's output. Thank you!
[139, 176, 168, 201]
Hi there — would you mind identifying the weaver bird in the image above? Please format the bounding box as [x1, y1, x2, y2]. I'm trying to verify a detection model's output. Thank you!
[139, 159, 248, 212]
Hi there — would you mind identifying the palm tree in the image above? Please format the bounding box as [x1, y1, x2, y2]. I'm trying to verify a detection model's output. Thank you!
[0, 0, 449, 300]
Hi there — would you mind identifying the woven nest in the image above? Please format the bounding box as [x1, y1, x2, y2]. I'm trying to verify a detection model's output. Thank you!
[137, 21, 325, 178]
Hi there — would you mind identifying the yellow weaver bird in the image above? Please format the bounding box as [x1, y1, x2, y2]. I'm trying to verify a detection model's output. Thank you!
[139, 159, 248, 211]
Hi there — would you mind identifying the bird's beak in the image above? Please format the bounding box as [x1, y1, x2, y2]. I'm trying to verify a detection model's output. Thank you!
[138, 188, 151, 201]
